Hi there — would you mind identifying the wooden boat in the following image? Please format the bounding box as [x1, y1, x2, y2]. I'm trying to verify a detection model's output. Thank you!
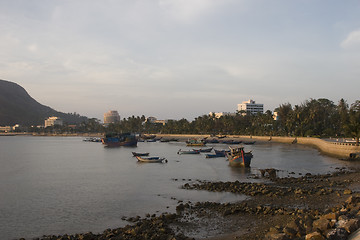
[132, 152, 150, 157]
[135, 156, 167, 163]
[226, 146, 253, 167]
[102, 133, 137, 147]
[192, 147, 213, 152]
[214, 149, 230, 157]
[177, 149, 200, 154]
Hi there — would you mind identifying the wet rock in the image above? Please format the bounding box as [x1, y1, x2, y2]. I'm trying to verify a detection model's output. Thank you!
[326, 228, 349, 240]
[312, 218, 330, 233]
[305, 231, 325, 240]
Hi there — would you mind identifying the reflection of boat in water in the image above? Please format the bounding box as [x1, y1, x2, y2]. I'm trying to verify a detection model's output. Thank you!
[177, 149, 200, 154]
[135, 156, 167, 163]
[132, 152, 149, 156]
[101, 133, 137, 147]
[226, 146, 253, 167]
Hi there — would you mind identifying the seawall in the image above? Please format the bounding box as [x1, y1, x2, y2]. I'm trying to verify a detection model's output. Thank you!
[157, 134, 360, 159]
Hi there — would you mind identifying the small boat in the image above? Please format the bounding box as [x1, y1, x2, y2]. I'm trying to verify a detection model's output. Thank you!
[226, 146, 253, 167]
[214, 149, 230, 157]
[186, 138, 206, 147]
[192, 147, 213, 152]
[102, 133, 137, 147]
[177, 149, 200, 154]
[146, 139, 157, 142]
[205, 139, 220, 144]
[132, 152, 150, 157]
[83, 137, 102, 142]
[243, 141, 256, 145]
[135, 156, 167, 163]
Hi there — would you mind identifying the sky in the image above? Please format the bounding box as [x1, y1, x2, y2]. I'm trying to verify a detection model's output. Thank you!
[1, 0, 360, 121]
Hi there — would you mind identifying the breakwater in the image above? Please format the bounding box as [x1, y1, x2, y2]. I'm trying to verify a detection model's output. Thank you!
[157, 134, 360, 159]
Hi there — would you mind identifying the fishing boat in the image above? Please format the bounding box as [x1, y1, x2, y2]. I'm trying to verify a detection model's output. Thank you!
[243, 141, 256, 145]
[177, 149, 200, 154]
[226, 146, 253, 167]
[101, 133, 137, 147]
[132, 152, 150, 157]
[192, 147, 213, 152]
[135, 156, 167, 163]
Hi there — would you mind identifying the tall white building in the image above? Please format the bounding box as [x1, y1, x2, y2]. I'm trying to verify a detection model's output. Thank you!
[237, 100, 264, 115]
[45, 117, 63, 128]
[103, 110, 120, 125]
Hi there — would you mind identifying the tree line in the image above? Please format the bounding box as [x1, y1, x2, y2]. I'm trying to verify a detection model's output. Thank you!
[42, 98, 360, 145]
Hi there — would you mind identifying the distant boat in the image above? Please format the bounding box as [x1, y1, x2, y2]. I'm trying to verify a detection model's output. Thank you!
[101, 133, 137, 147]
[214, 149, 230, 157]
[192, 147, 213, 152]
[243, 141, 256, 145]
[135, 156, 167, 163]
[132, 152, 150, 157]
[83, 137, 102, 142]
[146, 139, 157, 142]
[226, 146, 253, 167]
[205, 153, 224, 158]
[186, 138, 206, 146]
[177, 149, 200, 155]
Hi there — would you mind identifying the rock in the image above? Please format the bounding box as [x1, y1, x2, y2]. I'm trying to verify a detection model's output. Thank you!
[342, 219, 359, 233]
[265, 232, 289, 240]
[344, 189, 352, 195]
[305, 231, 325, 240]
[323, 212, 338, 220]
[312, 218, 330, 232]
[326, 228, 349, 240]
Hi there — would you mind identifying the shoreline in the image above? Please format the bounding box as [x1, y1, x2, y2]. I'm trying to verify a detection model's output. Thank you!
[20, 168, 360, 240]
[156, 134, 360, 159]
[2, 132, 359, 159]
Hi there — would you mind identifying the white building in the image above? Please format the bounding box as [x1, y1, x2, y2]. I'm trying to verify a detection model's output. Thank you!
[104, 110, 120, 125]
[45, 117, 63, 128]
[209, 112, 236, 119]
[145, 116, 167, 125]
[237, 99, 264, 115]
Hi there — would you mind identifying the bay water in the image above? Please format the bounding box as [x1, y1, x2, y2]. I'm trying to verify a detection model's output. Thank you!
[0, 136, 355, 239]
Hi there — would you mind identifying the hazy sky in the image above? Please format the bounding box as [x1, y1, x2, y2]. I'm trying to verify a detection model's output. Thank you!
[1, 0, 359, 121]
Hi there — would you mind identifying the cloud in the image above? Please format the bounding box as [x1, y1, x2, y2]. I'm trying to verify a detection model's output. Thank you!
[157, 0, 234, 23]
[341, 29, 360, 49]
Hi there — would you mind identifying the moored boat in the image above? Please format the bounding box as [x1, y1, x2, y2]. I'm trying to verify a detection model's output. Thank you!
[226, 146, 253, 167]
[214, 149, 230, 157]
[192, 147, 213, 152]
[205, 153, 224, 158]
[186, 138, 206, 147]
[132, 152, 150, 157]
[243, 141, 256, 145]
[101, 133, 137, 147]
[135, 156, 167, 163]
[177, 149, 200, 154]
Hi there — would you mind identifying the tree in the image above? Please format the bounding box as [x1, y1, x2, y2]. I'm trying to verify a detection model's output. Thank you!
[345, 100, 360, 146]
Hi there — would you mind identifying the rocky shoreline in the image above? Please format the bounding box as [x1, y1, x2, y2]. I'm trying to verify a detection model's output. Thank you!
[19, 167, 360, 240]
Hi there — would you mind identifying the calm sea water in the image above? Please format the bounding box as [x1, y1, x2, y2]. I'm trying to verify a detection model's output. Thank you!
[0, 136, 357, 240]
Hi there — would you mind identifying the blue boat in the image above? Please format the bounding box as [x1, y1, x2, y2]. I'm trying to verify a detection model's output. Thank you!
[214, 149, 230, 157]
[226, 146, 253, 167]
[101, 133, 137, 147]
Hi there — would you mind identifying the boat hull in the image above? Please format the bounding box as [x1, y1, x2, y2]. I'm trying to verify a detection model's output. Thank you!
[135, 156, 166, 163]
[228, 154, 252, 167]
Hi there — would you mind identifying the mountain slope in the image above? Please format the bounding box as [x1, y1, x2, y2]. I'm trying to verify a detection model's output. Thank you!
[0, 79, 87, 126]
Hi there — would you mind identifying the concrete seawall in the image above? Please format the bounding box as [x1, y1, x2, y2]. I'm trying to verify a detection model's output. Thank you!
[157, 134, 360, 159]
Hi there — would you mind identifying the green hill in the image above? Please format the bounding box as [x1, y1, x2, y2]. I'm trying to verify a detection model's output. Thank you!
[0, 79, 88, 126]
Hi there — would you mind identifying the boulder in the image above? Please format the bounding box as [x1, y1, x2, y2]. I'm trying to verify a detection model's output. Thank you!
[305, 231, 325, 240]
